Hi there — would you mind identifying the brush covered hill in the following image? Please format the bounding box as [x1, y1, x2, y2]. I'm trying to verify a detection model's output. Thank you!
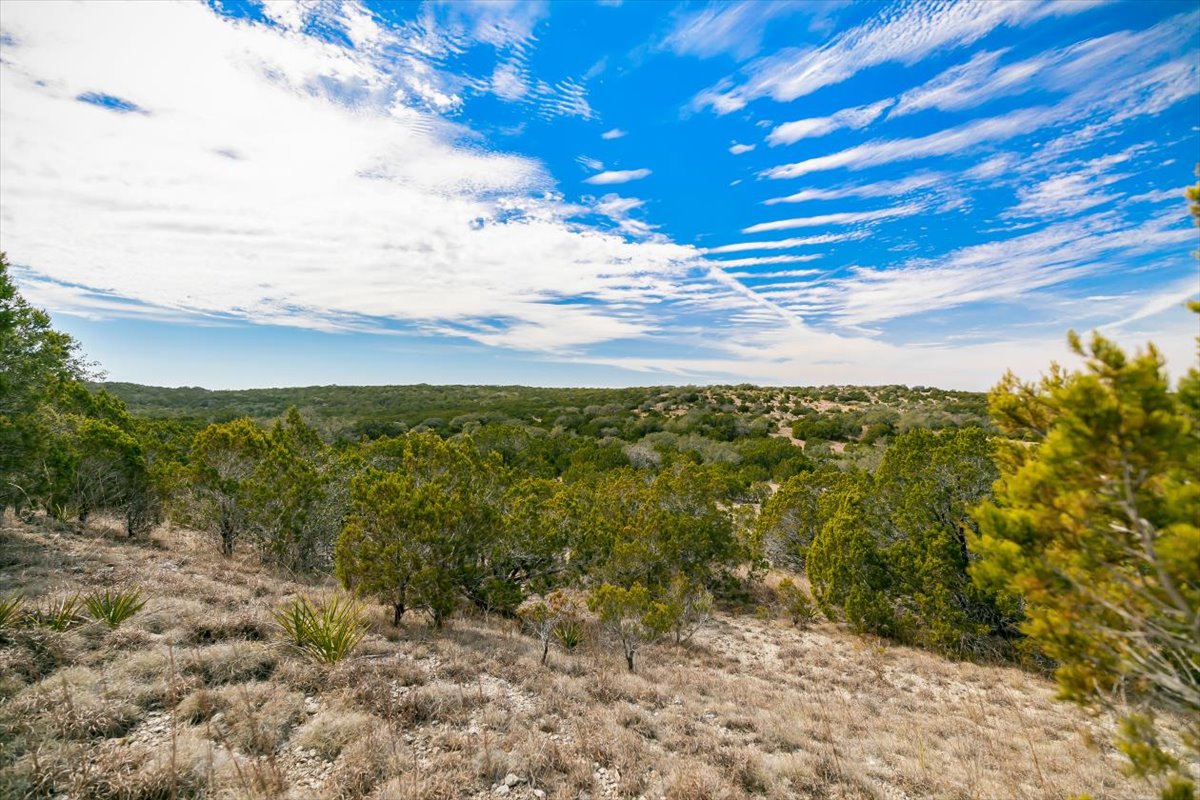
[0, 513, 1153, 800]
[97, 381, 990, 444]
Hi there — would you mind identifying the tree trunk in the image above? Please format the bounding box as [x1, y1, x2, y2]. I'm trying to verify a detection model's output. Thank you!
[541, 640, 549, 665]
[625, 651, 635, 672]
[393, 603, 405, 626]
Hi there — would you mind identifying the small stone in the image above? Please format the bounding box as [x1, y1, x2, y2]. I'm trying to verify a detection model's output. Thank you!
[533, 791, 546, 799]
[493, 786, 510, 796]
[504, 773, 522, 787]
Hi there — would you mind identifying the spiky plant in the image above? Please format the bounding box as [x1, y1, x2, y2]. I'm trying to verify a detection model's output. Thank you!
[272, 594, 364, 665]
[83, 588, 146, 629]
[554, 618, 586, 652]
[30, 594, 83, 631]
[0, 595, 24, 639]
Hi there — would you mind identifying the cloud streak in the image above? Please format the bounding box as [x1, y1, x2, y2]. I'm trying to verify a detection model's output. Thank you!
[694, 0, 1095, 113]
[742, 204, 924, 233]
[584, 168, 652, 185]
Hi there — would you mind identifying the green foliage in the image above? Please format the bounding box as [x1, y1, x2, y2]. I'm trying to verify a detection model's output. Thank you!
[335, 433, 506, 627]
[661, 575, 713, 645]
[29, 594, 83, 632]
[247, 408, 349, 572]
[553, 464, 740, 592]
[806, 429, 1013, 654]
[272, 594, 366, 665]
[970, 326, 1200, 785]
[516, 589, 589, 664]
[0, 595, 24, 639]
[588, 582, 674, 671]
[0, 253, 89, 515]
[776, 578, 818, 628]
[82, 587, 146, 629]
[554, 616, 586, 652]
[187, 418, 270, 555]
[755, 466, 854, 571]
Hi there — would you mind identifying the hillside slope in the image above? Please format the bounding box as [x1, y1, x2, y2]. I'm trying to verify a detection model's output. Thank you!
[0, 516, 1147, 799]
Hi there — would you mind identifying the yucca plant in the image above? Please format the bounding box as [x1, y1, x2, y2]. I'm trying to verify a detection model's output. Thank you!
[272, 594, 365, 665]
[30, 594, 83, 631]
[83, 588, 146, 629]
[553, 618, 586, 652]
[0, 595, 24, 639]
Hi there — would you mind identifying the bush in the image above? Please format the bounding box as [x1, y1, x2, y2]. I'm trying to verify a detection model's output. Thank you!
[776, 579, 817, 628]
[83, 588, 145, 629]
[517, 589, 589, 665]
[588, 583, 674, 672]
[273, 594, 365, 665]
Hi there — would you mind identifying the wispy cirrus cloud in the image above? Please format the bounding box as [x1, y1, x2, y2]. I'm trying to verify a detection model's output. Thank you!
[710, 255, 823, 268]
[742, 203, 924, 233]
[766, 99, 892, 145]
[1006, 151, 1140, 220]
[705, 232, 866, 254]
[760, 15, 1198, 181]
[809, 209, 1195, 328]
[694, 0, 1095, 113]
[760, 107, 1056, 179]
[660, 1, 839, 61]
[763, 172, 946, 205]
[584, 168, 652, 185]
[891, 12, 1200, 118]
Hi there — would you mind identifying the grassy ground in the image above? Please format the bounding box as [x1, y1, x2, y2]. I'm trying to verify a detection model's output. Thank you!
[0, 515, 1160, 799]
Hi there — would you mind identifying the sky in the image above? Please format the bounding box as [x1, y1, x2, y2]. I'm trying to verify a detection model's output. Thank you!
[1, 0, 1198, 390]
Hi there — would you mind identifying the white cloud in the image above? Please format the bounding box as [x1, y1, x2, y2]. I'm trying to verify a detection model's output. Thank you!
[1127, 188, 1184, 205]
[766, 99, 892, 145]
[810, 209, 1195, 328]
[891, 13, 1199, 118]
[710, 255, 823, 268]
[1103, 274, 1200, 328]
[694, 0, 1095, 113]
[890, 49, 1030, 117]
[584, 168, 652, 185]
[490, 59, 529, 101]
[593, 193, 657, 238]
[0, 1, 695, 355]
[575, 155, 605, 172]
[742, 204, 924, 233]
[759, 16, 1200, 181]
[729, 142, 755, 154]
[705, 231, 865, 254]
[660, 1, 823, 61]
[1005, 148, 1145, 219]
[576, 301, 1197, 390]
[601, 128, 627, 139]
[761, 107, 1054, 179]
[764, 172, 945, 204]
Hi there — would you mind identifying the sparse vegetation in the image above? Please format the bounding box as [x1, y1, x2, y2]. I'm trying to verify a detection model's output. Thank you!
[82, 587, 146, 629]
[777, 578, 818, 628]
[0, 596, 23, 638]
[28, 593, 84, 632]
[271, 594, 365, 665]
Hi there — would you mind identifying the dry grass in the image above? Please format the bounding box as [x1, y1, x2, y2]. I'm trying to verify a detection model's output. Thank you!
[0, 513, 1183, 799]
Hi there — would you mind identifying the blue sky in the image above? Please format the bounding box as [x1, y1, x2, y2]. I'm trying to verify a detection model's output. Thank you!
[1, 0, 1197, 389]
